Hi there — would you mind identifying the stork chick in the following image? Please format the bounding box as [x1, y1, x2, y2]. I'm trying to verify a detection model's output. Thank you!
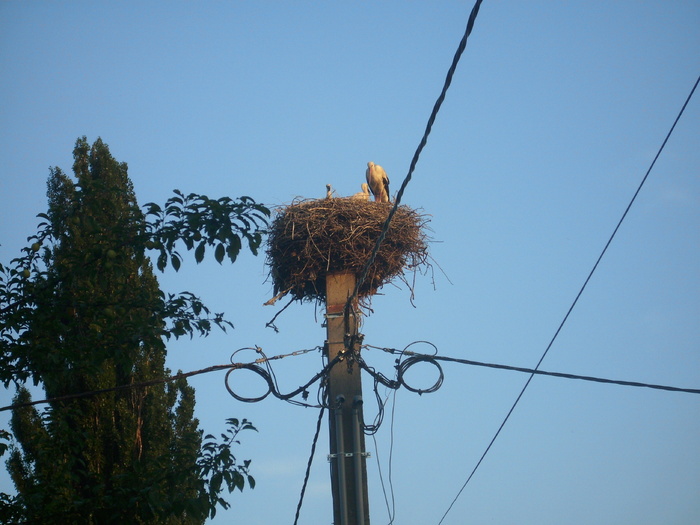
[351, 182, 371, 201]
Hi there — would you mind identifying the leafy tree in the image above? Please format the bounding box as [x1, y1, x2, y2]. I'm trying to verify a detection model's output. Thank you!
[0, 137, 269, 523]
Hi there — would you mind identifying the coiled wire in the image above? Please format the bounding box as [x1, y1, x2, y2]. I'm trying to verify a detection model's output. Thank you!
[224, 346, 340, 408]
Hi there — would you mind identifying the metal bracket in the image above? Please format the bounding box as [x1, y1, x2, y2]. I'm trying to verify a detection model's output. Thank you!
[327, 452, 371, 461]
[324, 307, 358, 320]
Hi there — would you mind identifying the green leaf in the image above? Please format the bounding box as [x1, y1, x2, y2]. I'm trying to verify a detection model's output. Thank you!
[214, 244, 225, 264]
[228, 235, 242, 262]
[144, 202, 162, 214]
[194, 241, 205, 263]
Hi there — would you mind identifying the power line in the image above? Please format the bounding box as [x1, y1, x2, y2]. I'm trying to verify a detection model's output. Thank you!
[371, 372, 400, 524]
[5, 337, 698, 416]
[0, 346, 325, 413]
[386, 388, 399, 524]
[0, 363, 239, 413]
[437, 72, 700, 524]
[224, 350, 340, 407]
[365, 345, 700, 395]
[348, 0, 485, 311]
[436, 354, 700, 394]
[293, 406, 325, 525]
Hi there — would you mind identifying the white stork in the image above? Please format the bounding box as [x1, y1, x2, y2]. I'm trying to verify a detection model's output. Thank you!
[351, 182, 371, 201]
[326, 184, 333, 199]
[365, 161, 390, 203]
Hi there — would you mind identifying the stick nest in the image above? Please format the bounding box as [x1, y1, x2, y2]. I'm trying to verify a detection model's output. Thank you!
[265, 197, 430, 303]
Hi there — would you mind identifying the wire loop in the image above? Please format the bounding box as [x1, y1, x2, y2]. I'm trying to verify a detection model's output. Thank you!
[397, 355, 444, 395]
[224, 364, 273, 403]
[223, 346, 342, 407]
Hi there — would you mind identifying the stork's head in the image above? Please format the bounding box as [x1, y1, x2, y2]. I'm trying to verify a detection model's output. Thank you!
[367, 161, 374, 169]
[361, 183, 369, 192]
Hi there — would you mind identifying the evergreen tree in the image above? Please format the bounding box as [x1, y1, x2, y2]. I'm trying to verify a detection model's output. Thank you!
[1, 137, 266, 523]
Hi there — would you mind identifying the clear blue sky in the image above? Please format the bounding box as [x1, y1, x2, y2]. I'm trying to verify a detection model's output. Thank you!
[1, 2, 699, 524]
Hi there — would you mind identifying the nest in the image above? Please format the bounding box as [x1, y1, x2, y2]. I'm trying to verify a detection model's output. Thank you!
[265, 197, 430, 304]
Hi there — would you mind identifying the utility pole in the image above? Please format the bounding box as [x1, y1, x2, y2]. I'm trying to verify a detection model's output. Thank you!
[325, 272, 370, 525]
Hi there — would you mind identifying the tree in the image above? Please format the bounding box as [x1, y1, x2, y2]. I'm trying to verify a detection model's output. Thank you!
[0, 137, 269, 523]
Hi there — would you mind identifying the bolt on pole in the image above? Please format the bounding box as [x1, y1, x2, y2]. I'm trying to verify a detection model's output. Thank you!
[325, 272, 370, 525]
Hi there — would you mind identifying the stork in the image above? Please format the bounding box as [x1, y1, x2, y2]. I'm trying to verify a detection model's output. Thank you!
[351, 182, 371, 201]
[326, 184, 333, 199]
[365, 161, 390, 202]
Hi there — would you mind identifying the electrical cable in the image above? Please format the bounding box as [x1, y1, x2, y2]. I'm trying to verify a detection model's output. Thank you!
[386, 388, 398, 524]
[358, 342, 445, 397]
[224, 353, 342, 407]
[357, 357, 395, 434]
[293, 405, 325, 525]
[370, 385, 398, 525]
[1, 363, 239, 413]
[365, 345, 700, 395]
[437, 72, 700, 524]
[433, 354, 700, 394]
[346, 0, 485, 315]
[0, 346, 326, 412]
[8, 338, 698, 416]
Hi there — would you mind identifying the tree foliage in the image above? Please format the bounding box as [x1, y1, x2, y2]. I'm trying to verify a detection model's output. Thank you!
[0, 137, 269, 523]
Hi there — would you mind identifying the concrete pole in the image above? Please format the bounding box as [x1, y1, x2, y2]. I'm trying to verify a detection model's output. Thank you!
[325, 272, 370, 525]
